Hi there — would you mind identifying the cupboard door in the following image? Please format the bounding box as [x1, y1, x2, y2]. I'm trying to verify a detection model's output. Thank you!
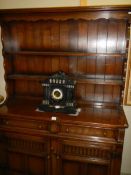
[61, 161, 109, 175]
[58, 139, 112, 175]
[4, 134, 50, 175]
[0, 134, 7, 174]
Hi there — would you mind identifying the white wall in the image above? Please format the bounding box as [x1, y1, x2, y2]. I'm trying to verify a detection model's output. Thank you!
[0, 0, 80, 9]
[88, 0, 131, 5]
[122, 106, 131, 174]
[0, 28, 6, 98]
[0, 0, 131, 174]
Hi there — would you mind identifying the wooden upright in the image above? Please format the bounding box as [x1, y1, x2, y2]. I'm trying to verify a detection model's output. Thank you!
[0, 6, 130, 175]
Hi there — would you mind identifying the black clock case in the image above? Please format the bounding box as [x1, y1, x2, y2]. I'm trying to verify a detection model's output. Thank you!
[38, 72, 77, 114]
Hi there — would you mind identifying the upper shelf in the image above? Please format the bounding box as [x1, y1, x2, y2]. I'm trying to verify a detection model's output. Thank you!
[3, 51, 127, 58]
[7, 74, 124, 86]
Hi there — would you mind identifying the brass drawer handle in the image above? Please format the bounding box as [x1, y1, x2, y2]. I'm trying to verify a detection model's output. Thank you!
[3, 119, 9, 125]
[51, 147, 54, 151]
[47, 155, 50, 159]
[103, 131, 107, 137]
[50, 122, 59, 133]
[56, 155, 60, 159]
[5, 121, 9, 125]
[66, 128, 69, 133]
[37, 125, 42, 129]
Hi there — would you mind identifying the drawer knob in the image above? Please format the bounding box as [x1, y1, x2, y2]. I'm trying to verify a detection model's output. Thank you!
[66, 128, 69, 133]
[51, 147, 54, 151]
[47, 155, 50, 159]
[3, 120, 9, 125]
[56, 155, 59, 159]
[5, 121, 9, 125]
[103, 132, 107, 136]
[38, 125, 42, 129]
[50, 122, 59, 133]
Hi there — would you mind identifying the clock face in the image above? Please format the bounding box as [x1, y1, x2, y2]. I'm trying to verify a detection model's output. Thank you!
[49, 84, 66, 105]
[51, 88, 63, 101]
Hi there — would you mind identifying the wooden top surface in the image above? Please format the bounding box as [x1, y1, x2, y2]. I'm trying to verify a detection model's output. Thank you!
[0, 98, 128, 129]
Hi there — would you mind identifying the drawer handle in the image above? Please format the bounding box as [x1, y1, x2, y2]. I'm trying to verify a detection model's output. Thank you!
[47, 155, 50, 159]
[37, 125, 42, 129]
[5, 121, 9, 125]
[103, 132, 107, 136]
[3, 119, 9, 125]
[0, 119, 9, 125]
[66, 128, 69, 133]
[50, 123, 59, 133]
[56, 155, 60, 160]
[51, 147, 54, 151]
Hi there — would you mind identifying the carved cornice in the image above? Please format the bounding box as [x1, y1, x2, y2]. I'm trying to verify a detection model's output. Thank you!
[0, 6, 130, 22]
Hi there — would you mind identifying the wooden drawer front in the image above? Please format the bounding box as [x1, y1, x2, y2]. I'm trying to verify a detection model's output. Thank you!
[60, 125, 117, 140]
[0, 118, 117, 141]
[61, 140, 113, 165]
[5, 135, 48, 156]
[0, 118, 49, 132]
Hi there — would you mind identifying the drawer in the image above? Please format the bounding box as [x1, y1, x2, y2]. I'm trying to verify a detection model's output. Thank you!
[60, 124, 118, 141]
[0, 118, 118, 141]
[0, 118, 49, 132]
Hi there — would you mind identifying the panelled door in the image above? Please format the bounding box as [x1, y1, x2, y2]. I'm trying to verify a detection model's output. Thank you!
[3, 133, 50, 175]
[57, 139, 112, 175]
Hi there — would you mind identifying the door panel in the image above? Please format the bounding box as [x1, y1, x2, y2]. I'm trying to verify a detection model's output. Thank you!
[4, 134, 50, 175]
[8, 152, 25, 173]
[59, 139, 111, 175]
[0, 134, 7, 173]
[7, 152, 48, 175]
[62, 160, 108, 175]
[62, 160, 82, 175]
[28, 156, 46, 175]
[5, 170, 25, 175]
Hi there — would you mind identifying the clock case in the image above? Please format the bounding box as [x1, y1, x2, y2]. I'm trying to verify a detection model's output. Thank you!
[38, 72, 77, 114]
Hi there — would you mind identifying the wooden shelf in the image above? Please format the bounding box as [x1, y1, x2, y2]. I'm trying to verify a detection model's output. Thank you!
[7, 74, 124, 86]
[8, 96, 121, 109]
[3, 51, 127, 57]
[77, 99, 121, 109]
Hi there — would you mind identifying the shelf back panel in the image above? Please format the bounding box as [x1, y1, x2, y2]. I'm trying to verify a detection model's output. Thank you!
[0, 7, 129, 105]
